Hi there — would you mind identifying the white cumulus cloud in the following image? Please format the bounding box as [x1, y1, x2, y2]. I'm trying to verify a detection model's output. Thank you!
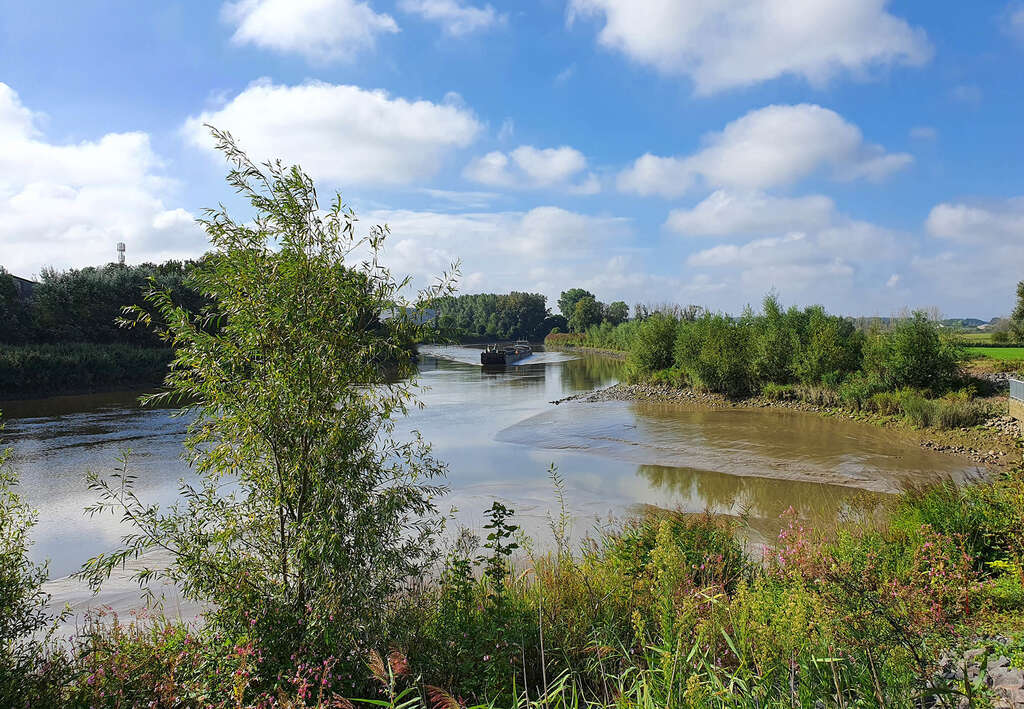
[926, 198, 1024, 244]
[183, 80, 482, 186]
[678, 193, 910, 310]
[464, 145, 599, 193]
[362, 206, 632, 301]
[568, 0, 931, 94]
[618, 104, 912, 198]
[399, 0, 504, 36]
[0, 83, 202, 276]
[222, 0, 398, 63]
[666, 191, 836, 237]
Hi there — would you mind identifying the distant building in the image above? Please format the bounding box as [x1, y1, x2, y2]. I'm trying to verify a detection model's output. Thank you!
[9, 274, 37, 300]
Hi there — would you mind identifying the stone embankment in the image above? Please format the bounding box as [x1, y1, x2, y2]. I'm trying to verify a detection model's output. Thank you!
[552, 383, 1023, 469]
[939, 639, 1024, 708]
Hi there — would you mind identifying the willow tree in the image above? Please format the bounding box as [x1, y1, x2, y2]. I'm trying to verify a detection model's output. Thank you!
[81, 128, 456, 658]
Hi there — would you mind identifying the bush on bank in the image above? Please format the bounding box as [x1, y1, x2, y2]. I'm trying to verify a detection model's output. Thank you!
[548, 295, 983, 429]
[0, 343, 173, 398]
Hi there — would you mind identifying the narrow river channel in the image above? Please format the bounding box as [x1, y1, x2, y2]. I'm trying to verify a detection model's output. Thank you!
[1, 346, 981, 584]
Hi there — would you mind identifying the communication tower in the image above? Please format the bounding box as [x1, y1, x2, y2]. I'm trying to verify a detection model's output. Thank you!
[116, 242, 126, 265]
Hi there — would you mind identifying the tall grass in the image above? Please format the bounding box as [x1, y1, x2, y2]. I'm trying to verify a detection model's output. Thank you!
[50, 473, 1024, 707]
[0, 343, 172, 398]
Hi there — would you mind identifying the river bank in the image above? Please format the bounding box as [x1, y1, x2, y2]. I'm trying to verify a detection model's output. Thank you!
[553, 381, 1022, 471]
[0, 343, 172, 400]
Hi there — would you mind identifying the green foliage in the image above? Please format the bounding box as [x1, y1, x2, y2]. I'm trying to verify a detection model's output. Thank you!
[862, 311, 964, 390]
[0, 269, 32, 345]
[893, 479, 1023, 574]
[570, 296, 985, 427]
[674, 313, 753, 398]
[13, 465, 1024, 706]
[579, 319, 641, 351]
[627, 313, 678, 375]
[608, 511, 748, 593]
[898, 392, 936, 428]
[78, 129, 456, 675]
[759, 382, 797, 401]
[791, 306, 862, 385]
[479, 501, 519, 590]
[748, 294, 799, 383]
[25, 260, 203, 346]
[568, 296, 602, 333]
[0, 444, 62, 706]
[836, 372, 885, 410]
[889, 389, 991, 430]
[604, 301, 629, 326]
[0, 343, 172, 398]
[1012, 280, 1024, 342]
[557, 288, 595, 319]
[434, 292, 551, 341]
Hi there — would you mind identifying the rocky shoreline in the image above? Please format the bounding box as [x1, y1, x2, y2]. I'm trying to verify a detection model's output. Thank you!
[939, 639, 1024, 708]
[552, 382, 1023, 470]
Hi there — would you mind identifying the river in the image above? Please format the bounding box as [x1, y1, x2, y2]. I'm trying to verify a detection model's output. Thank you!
[1, 345, 981, 585]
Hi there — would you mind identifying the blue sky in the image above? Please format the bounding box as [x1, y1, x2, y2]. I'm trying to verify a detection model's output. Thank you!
[1, 1, 1023, 317]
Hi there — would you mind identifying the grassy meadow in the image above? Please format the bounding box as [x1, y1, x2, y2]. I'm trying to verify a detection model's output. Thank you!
[966, 346, 1024, 361]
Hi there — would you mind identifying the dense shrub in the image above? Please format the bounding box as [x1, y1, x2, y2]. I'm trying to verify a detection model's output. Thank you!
[863, 312, 964, 390]
[543, 331, 584, 346]
[0, 344, 173, 398]
[837, 372, 885, 410]
[675, 313, 754, 397]
[749, 295, 800, 383]
[580, 319, 643, 351]
[760, 382, 797, 401]
[0, 451, 63, 706]
[21, 261, 203, 347]
[0, 270, 33, 345]
[894, 480, 1023, 573]
[792, 306, 862, 385]
[627, 313, 679, 375]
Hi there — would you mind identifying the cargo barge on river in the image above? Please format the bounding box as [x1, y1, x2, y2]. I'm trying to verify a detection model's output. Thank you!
[481, 340, 532, 366]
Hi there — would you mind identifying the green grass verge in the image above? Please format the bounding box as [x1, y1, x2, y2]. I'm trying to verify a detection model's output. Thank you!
[966, 346, 1024, 361]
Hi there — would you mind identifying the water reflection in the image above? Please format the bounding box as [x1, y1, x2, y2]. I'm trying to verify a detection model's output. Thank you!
[0, 349, 979, 580]
[497, 401, 978, 494]
[635, 463, 883, 527]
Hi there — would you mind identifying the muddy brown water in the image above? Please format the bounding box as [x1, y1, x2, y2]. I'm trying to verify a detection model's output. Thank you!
[1, 345, 982, 581]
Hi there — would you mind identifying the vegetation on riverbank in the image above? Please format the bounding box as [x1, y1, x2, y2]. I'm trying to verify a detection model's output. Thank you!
[0, 343, 173, 398]
[548, 297, 1013, 433]
[0, 261, 203, 398]
[432, 292, 563, 342]
[3, 457, 1024, 707]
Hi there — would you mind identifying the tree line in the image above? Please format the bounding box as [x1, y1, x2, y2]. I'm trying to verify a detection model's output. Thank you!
[0, 262, 204, 346]
[431, 287, 631, 341]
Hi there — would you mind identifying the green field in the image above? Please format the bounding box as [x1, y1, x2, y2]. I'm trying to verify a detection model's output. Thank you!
[958, 332, 995, 344]
[966, 346, 1024, 360]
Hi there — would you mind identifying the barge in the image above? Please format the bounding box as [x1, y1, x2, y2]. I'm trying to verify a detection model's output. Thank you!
[481, 340, 532, 366]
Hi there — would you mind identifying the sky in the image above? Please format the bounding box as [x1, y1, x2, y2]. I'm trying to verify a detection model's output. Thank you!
[1, 1, 1023, 318]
